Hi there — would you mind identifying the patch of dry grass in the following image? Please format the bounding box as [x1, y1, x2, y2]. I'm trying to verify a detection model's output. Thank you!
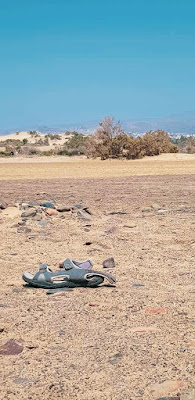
[0, 154, 194, 180]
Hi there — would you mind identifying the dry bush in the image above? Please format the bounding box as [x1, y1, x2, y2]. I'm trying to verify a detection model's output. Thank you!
[125, 137, 145, 159]
[143, 130, 178, 155]
[85, 120, 178, 160]
[173, 136, 195, 153]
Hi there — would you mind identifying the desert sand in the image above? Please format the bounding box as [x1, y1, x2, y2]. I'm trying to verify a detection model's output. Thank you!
[0, 153, 195, 180]
[0, 154, 194, 400]
[0, 131, 71, 153]
[0, 131, 70, 145]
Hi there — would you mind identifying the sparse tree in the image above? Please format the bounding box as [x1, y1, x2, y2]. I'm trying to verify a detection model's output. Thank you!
[94, 116, 125, 159]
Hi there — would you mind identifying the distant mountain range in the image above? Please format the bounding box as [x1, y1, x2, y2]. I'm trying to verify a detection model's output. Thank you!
[1, 114, 195, 136]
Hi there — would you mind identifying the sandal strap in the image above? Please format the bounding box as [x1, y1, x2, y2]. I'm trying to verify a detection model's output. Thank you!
[85, 271, 116, 284]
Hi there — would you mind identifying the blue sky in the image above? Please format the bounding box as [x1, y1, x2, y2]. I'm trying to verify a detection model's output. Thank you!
[0, 0, 195, 129]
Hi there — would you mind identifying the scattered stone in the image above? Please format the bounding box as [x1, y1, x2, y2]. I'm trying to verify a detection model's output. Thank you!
[59, 330, 65, 336]
[83, 207, 92, 215]
[21, 208, 37, 218]
[26, 344, 38, 349]
[13, 378, 38, 386]
[17, 227, 31, 234]
[133, 283, 145, 287]
[0, 339, 23, 355]
[20, 202, 32, 210]
[109, 211, 128, 215]
[89, 302, 111, 307]
[12, 288, 23, 293]
[59, 260, 64, 268]
[45, 208, 58, 216]
[38, 220, 48, 227]
[72, 204, 83, 210]
[57, 206, 71, 212]
[103, 257, 115, 268]
[157, 209, 169, 214]
[149, 381, 183, 398]
[72, 204, 91, 213]
[27, 235, 38, 240]
[130, 326, 161, 334]
[77, 210, 91, 220]
[40, 201, 55, 209]
[33, 214, 42, 221]
[105, 226, 118, 234]
[109, 352, 123, 365]
[49, 384, 55, 390]
[0, 201, 7, 209]
[146, 308, 167, 314]
[151, 203, 161, 210]
[124, 222, 137, 228]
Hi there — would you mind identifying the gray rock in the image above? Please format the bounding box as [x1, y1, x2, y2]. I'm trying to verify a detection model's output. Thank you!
[57, 206, 71, 212]
[103, 257, 115, 268]
[157, 209, 168, 214]
[77, 210, 91, 220]
[17, 227, 31, 234]
[151, 203, 161, 210]
[0, 339, 23, 355]
[21, 202, 31, 210]
[21, 208, 37, 218]
[0, 201, 7, 209]
[33, 214, 42, 221]
[38, 220, 48, 227]
[13, 378, 38, 386]
[105, 226, 118, 234]
[40, 201, 55, 209]
[109, 352, 123, 365]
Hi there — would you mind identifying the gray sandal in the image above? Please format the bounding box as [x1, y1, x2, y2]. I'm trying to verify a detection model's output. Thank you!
[23, 262, 116, 289]
[62, 258, 93, 270]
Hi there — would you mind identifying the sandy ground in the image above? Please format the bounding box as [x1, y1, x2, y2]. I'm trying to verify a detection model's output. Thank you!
[0, 153, 195, 180]
[0, 131, 71, 152]
[0, 131, 69, 144]
[0, 156, 194, 400]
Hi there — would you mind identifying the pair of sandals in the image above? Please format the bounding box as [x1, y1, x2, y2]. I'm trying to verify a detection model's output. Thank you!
[22, 258, 116, 289]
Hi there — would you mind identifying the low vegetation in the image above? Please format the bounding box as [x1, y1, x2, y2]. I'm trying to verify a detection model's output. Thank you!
[1, 116, 195, 158]
[85, 116, 178, 159]
[172, 135, 195, 154]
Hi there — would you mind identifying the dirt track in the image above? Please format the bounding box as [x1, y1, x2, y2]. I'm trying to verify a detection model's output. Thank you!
[0, 158, 195, 399]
